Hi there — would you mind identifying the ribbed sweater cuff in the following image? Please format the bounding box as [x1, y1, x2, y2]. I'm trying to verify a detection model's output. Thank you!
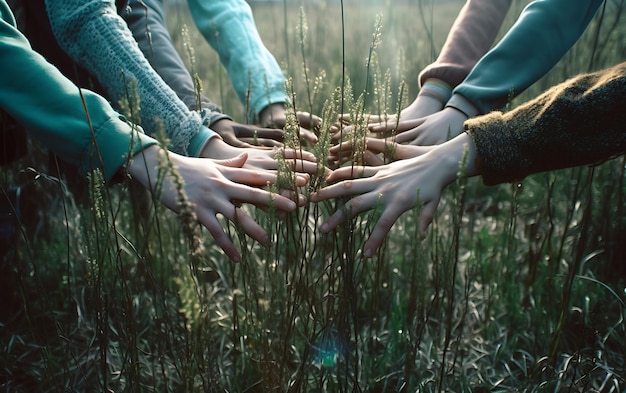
[446, 93, 480, 118]
[418, 79, 452, 105]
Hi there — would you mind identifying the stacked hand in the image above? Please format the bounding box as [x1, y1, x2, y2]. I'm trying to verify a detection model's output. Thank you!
[209, 105, 321, 148]
[128, 145, 311, 262]
[312, 133, 478, 257]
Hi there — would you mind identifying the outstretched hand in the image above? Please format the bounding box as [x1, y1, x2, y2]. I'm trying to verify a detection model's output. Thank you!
[311, 133, 479, 257]
[388, 107, 467, 145]
[128, 145, 309, 262]
[201, 136, 322, 176]
[210, 118, 285, 148]
[333, 94, 444, 142]
[259, 103, 321, 145]
[329, 137, 433, 167]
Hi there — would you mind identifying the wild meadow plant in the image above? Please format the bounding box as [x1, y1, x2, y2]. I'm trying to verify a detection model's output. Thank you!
[1, 1, 625, 392]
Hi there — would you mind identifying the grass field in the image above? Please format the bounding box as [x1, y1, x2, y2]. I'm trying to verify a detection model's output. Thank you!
[1, 0, 626, 391]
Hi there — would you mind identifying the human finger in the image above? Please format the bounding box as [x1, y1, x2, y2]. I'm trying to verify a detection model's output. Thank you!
[219, 132, 254, 148]
[238, 137, 284, 148]
[394, 128, 421, 144]
[196, 209, 242, 262]
[362, 205, 405, 258]
[294, 111, 322, 129]
[297, 127, 318, 144]
[317, 191, 380, 233]
[324, 165, 379, 184]
[369, 118, 426, 135]
[330, 124, 357, 143]
[310, 174, 376, 203]
[281, 148, 317, 162]
[229, 185, 298, 213]
[232, 126, 284, 142]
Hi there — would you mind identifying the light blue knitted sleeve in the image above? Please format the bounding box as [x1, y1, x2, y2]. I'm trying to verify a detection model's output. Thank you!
[187, 0, 289, 122]
[44, 0, 217, 156]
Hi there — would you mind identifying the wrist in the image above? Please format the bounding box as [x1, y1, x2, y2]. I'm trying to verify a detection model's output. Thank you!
[418, 78, 452, 105]
[445, 94, 479, 118]
[199, 136, 236, 160]
[433, 133, 480, 184]
[127, 145, 161, 190]
[259, 102, 287, 127]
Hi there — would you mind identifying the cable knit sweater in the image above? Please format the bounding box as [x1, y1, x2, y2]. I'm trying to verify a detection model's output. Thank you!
[465, 61, 626, 186]
[0, 0, 156, 181]
[44, 0, 217, 156]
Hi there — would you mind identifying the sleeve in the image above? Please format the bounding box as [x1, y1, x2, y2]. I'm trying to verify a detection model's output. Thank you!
[43, 0, 218, 156]
[122, 0, 230, 127]
[464, 61, 626, 186]
[418, 0, 513, 90]
[0, 0, 156, 182]
[187, 0, 289, 122]
[449, 0, 604, 115]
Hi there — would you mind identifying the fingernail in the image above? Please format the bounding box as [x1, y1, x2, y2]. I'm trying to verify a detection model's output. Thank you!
[232, 255, 241, 263]
[364, 249, 372, 258]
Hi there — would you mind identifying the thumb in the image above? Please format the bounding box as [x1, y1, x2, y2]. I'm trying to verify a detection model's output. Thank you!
[212, 152, 249, 168]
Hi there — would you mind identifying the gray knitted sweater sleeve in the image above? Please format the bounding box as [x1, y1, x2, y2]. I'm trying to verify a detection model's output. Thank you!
[465, 61, 626, 186]
[44, 0, 210, 155]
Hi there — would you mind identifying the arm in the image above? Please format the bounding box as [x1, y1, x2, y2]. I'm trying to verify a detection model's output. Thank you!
[0, 0, 308, 261]
[187, 0, 289, 123]
[314, 61, 626, 256]
[449, 0, 604, 116]
[356, 0, 513, 140]
[122, 0, 229, 126]
[465, 61, 626, 185]
[0, 1, 154, 181]
[418, 0, 513, 97]
[44, 0, 218, 157]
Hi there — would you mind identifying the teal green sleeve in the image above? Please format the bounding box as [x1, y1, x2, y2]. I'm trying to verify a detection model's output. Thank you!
[0, 0, 156, 182]
[452, 0, 604, 114]
[187, 0, 289, 122]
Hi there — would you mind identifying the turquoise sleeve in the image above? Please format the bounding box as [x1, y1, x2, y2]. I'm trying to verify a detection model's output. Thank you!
[452, 0, 604, 113]
[187, 0, 289, 122]
[0, 0, 156, 182]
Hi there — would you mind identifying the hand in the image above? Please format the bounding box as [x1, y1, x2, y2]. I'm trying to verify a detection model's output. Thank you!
[311, 133, 479, 257]
[210, 118, 284, 148]
[329, 137, 433, 167]
[259, 103, 320, 145]
[388, 107, 467, 146]
[128, 145, 309, 262]
[333, 94, 444, 141]
[201, 137, 321, 176]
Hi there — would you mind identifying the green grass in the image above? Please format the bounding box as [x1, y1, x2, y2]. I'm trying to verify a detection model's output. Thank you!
[1, 1, 626, 391]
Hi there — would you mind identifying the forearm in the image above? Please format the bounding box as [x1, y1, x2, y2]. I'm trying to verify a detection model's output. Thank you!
[452, 0, 603, 114]
[0, 3, 155, 181]
[122, 0, 230, 127]
[419, 0, 513, 90]
[465, 61, 626, 185]
[45, 0, 213, 156]
[187, 0, 288, 121]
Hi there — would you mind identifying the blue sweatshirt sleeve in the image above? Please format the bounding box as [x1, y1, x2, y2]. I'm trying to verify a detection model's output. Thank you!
[450, 0, 604, 114]
[187, 0, 289, 122]
[0, 0, 156, 182]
